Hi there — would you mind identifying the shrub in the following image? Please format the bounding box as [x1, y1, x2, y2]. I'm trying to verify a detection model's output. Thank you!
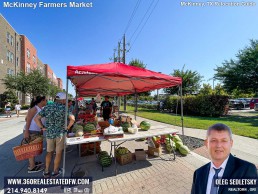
[163, 94, 229, 117]
[0, 108, 5, 113]
[21, 105, 30, 110]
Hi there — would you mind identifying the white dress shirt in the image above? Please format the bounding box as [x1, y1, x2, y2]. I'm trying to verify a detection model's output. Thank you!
[206, 156, 229, 194]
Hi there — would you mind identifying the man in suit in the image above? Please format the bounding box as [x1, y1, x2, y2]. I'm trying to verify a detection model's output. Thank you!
[191, 123, 257, 194]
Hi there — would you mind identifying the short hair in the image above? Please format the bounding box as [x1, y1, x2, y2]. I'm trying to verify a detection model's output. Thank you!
[207, 123, 232, 139]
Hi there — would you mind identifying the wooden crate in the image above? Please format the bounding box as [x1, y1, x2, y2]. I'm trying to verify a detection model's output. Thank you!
[80, 142, 101, 157]
[115, 152, 132, 165]
[148, 145, 161, 157]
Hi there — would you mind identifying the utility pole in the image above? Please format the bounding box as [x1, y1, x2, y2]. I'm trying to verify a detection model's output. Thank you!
[117, 42, 121, 62]
[122, 34, 127, 111]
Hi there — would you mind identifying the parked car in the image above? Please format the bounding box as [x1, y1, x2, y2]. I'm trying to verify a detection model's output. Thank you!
[254, 103, 258, 111]
[249, 98, 258, 109]
[229, 99, 244, 110]
[237, 98, 251, 108]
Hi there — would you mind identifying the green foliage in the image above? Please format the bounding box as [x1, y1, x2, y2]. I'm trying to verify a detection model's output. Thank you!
[199, 83, 213, 95]
[163, 94, 229, 117]
[0, 108, 4, 113]
[135, 104, 157, 110]
[49, 84, 62, 99]
[231, 88, 254, 99]
[0, 89, 18, 108]
[214, 39, 258, 94]
[129, 59, 146, 68]
[214, 84, 228, 95]
[2, 69, 51, 98]
[124, 106, 258, 139]
[21, 105, 30, 110]
[165, 68, 203, 95]
[128, 59, 150, 96]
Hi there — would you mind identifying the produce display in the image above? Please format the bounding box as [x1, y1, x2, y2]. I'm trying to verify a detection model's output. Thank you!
[72, 124, 84, 133]
[140, 121, 151, 131]
[75, 128, 84, 137]
[164, 134, 191, 155]
[98, 151, 112, 167]
[115, 147, 129, 156]
[83, 123, 96, 132]
[127, 127, 138, 134]
[165, 137, 176, 153]
[120, 122, 131, 132]
[178, 145, 190, 155]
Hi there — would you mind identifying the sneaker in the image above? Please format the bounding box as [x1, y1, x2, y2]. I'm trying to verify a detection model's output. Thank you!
[28, 166, 44, 173]
[51, 168, 62, 178]
[66, 148, 73, 153]
[28, 161, 44, 170]
[43, 171, 51, 178]
[35, 161, 44, 166]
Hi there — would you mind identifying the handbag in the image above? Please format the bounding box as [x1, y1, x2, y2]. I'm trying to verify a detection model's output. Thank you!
[13, 137, 43, 161]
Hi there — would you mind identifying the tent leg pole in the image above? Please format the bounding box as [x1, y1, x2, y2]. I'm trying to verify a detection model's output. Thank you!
[180, 84, 184, 136]
[62, 77, 69, 178]
[134, 92, 138, 120]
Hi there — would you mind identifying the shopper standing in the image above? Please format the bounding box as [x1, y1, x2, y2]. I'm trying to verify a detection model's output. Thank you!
[5, 102, 12, 117]
[24, 96, 47, 173]
[100, 96, 112, 121]
[35, 92, 75, 178]
[15, 102, 22, 117]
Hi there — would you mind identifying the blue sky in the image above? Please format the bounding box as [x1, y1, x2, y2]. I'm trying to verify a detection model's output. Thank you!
[1, 0, 258, 96]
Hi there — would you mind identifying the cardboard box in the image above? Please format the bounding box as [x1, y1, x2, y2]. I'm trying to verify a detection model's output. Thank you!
[135, 149, 147, 160]
[98, 121, 110, 130]
[116, 152, 132, 165]
[104, 134, 124, 139]
[148, 145, 161, 157]
[80, 142, 101, 157]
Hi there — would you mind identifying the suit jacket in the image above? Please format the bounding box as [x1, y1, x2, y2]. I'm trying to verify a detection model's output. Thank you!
[191, 154, 258, 194]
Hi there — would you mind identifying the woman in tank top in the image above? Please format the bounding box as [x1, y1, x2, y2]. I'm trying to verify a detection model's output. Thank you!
[24, 96, 47, 173]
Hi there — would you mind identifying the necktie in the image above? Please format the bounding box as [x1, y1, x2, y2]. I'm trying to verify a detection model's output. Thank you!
[210, 167, 222, 194]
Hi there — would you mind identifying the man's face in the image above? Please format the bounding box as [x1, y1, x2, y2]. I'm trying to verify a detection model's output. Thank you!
[105, 97, 109, 101]
[205, 130, 233, 165]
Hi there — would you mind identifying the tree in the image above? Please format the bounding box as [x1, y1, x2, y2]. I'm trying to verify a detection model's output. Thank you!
[129, 59, 151, 96]
[2, 69, 51, 98]
[199, 83, 213, 95]
[129, 59, 146, 68]
[214, 40, 258, 94]
[0, 89, 18, 108]
[214, 84, 228, 95]
[165, 68, 203, 95]
[49, 84, 62, 100]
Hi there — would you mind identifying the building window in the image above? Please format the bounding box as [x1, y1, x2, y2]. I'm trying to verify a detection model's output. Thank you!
[10, 36, 14, 46]
[6, 32, 10, 43]
[7, 68, 14, 75]
[17, 42, 19, 51]
[16, 57, 19, 67]
[33, 55, 36, 64]
[6, 51, 9, 61]
[27, 49, 30, 58]
[10, 52, 14, 63]
[6, 32, 14, 46]
[26, 63, 31, 73]
[6, 50, 14, 63]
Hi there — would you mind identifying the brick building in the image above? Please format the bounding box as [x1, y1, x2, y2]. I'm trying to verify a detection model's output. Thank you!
[0, 14, 63, 105]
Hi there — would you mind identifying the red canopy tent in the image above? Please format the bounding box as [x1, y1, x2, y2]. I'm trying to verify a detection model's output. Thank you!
[67, 62, 182, 97]
[63, 62, 184, 177]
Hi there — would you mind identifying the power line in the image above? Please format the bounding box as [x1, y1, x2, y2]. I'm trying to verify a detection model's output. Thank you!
[124, 0, 142, 34]
[128, 0, 155, 43]
[128, 0, 159, 51]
